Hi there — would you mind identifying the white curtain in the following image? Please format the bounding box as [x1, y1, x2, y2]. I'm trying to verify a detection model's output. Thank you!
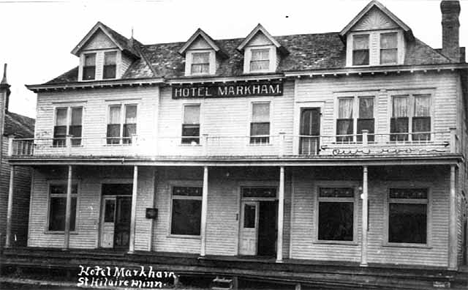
[125, 105, 137, 124]
[252, 103, 270, 122]
[338, 98, 353, 119]
[109, 106, 121, 124]
[414, 95, 430, 117]
[392, 96, 408, 117]
[184, 105, 200, 124]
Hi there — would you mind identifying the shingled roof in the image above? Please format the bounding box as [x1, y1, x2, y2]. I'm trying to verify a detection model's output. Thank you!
[46, 26, 454, 85]
[4, 111, 35, 138]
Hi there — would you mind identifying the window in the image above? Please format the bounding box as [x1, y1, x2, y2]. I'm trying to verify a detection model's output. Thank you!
[48, 183, 78, 231]
[250, 102, 270, 144]
[53, 107, 83, 146]
[388, 188, 428, 244]
[103, 51, 117, 79]
[83, 53, 96, 80]
[336, 96, 375, 143]
[191, 52, 210, 75]
[352, 34, 369, 66]
[242, 187, 277, 198]
[171, 186, 202, 236]
[250, 48, 270, 72]
[380, 32, 398, 65]
[317, 187, 355, 242]
[182, 104, 200, 144]
[390, 94, 431, 141]
[107, 104, 137, 145]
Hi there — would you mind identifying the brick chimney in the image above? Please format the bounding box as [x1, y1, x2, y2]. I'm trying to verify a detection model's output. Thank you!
[441, 0, 461, 62]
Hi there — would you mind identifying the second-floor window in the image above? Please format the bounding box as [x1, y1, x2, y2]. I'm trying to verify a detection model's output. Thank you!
[83, 53, 96, 80]
[103, 51, 117, 79]
[182, 104, 200, 144]
[107, 104, 137, 145]
[53, 107, 83, 147]
[390, 94, 431, 141]
[250, 102, 270, 144]
[250, 48, 270, 72]
[191, 52, 210, 75]
[336, 96, 375, 143]
[380, 32, 398, 65]
[352, 34, 369, 66]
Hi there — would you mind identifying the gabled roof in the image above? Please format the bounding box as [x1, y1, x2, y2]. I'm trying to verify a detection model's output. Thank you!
[178, 28, 228, 58]
[340, 0, 414, 41]
[4, 111, 35, 138]
[71, 22, 140, 58]
[237, 24, 289, 55]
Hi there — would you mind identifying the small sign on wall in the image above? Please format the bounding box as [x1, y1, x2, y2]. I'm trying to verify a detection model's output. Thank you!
[146, 208, 158, 219]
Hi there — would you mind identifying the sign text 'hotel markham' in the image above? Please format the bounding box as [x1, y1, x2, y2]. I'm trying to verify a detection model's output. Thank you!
[172, 81, 283, 99]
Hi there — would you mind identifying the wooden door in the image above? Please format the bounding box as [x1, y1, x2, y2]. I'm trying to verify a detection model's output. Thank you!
[300, 108, 320, 155]
[114, 196, 132, 249]
[239, 202, 259, 255]
[100, 197, 116, 248]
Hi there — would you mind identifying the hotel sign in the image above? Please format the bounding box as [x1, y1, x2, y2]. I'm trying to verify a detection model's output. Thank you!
[172, 80, 283, 99]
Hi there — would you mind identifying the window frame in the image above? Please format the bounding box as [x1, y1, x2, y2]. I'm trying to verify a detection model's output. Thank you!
[244, 46, 277, 74]
[168, 182, 204, 239]
[190, 52, 211, 75]
[103, 51, 118, 79]
[249, 48, 271, 72]
[46, 181, 80, 234]
[314, 181, 359, 245]
[389, 92, 433, 142]
[383, 184, 432, 248]
[380, 32, 398, 65]
[82, 53, 96, 81]
[53, 106, 84, 147]
[181, 103, 201, 145]
[352, 34, 370, 66]
[106, 103, 138, 145]
[249, 101, 272, 145]
[335, 93, 377, 143]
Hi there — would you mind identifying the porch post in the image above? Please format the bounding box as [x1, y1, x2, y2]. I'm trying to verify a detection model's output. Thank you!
[360, 166, 368, 267]
[277, 166, 285, 262]
[63, 165, 73, 250]
[200, 166, 209, 256]
[448, 165, 457, 270]
[5, 166, 15, 248]
[129, 165, 138, 253]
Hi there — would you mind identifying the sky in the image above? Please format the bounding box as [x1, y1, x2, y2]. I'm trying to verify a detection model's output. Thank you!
[0, 0, 467, 118]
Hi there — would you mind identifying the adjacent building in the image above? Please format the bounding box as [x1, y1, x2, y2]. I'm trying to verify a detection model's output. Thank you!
[0, 64, 35, 248]
[3, 0, 468, 287]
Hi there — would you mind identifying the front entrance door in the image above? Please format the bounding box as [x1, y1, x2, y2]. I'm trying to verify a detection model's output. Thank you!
[239, 202, 258, 255]
[239, 199, 277, 257]
[100, 183, 132, 249]
[299, 108, 320, 155]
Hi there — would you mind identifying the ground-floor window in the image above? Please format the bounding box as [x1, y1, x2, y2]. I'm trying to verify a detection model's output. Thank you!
[317, 187, 355, 242]
[388, 188, 428, 244]
[48, 183, 78, 231]
[171, 186, 202, 236]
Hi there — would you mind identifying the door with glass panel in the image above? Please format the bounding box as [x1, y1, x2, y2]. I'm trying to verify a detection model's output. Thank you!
[299, 108, 320, 155]
[100, 197, 116, 248]
[239, 202, 259, 255]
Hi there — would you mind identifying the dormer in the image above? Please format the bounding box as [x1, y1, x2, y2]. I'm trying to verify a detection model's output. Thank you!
[72, 22, 139, 81]
[237, 24, 289, 74]
[179, 29, 227, 77]
[340, 1, 414, 67]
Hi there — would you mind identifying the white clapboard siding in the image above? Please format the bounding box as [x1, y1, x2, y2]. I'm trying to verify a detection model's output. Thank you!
[290, 167, 451, 267]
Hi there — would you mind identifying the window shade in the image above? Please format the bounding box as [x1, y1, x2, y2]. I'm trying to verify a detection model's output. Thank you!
[252, 103, 270, 122]
[184, 105, 200, 124]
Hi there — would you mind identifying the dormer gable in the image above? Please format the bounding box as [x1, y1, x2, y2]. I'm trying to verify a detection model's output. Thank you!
[179, 29, 227, 76]
[340, 1, 414, 67]
[72, 22, 140, 81]
[237, 24, 289, 74]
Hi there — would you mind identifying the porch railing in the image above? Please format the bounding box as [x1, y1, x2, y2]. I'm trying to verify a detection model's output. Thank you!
[8, 128, 460, 158]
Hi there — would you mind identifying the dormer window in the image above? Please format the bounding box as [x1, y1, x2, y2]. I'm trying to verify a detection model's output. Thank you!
[380, 32, 398, 64]
[250, 48, 270, 72]
[352, 35, 369, 66]
[103, 51, 117, 79]
[83, 53, 96, 80]
[191, 52, 210, 75]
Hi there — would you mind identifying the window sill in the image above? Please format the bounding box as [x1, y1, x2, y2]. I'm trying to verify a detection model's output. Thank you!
[104, 144, 133, 147]
[313, 240, 358, 246]
[247, 143, 272, 147]
[167, 234, 201, 240]
[44, 231, 79, 235]
[382, 242, 431, 249]
[179, 144, 202, 147]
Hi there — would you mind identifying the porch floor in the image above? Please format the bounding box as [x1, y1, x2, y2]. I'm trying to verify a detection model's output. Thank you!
[1, 247, 467, 289]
